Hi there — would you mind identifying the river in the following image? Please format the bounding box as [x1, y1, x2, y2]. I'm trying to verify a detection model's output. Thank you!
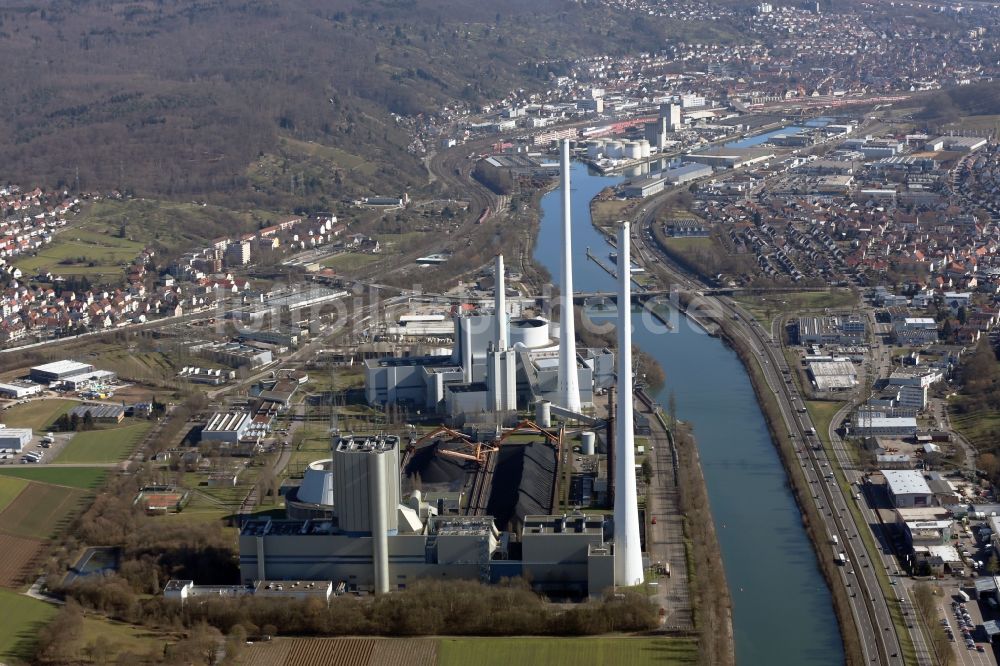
[533, 161, 843, 665]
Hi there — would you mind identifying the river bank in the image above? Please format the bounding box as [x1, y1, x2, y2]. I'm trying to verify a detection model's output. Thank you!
[533, 161, 843, 664]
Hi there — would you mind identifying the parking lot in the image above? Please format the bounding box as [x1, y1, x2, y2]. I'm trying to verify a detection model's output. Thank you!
[936, 585, 998, 666]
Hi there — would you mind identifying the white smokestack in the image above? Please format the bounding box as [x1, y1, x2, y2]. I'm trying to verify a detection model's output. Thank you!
[370, 451, 390, 594]
[495, 254, 508, 351]
[557, 139, 582, 413]
[461, 315, 473, 384]
[614, 221, 644, 587]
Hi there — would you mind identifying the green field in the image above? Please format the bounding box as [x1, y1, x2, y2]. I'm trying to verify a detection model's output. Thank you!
[0, 466, 107, 490]
[735, 289, 858, 323]
[0, 482, 86, 539]
[0, 588, 58, 663]
[436, 637, 698, 666]
[0, 475, 29, 512]
[321, 253, 381, 272]
[2, 398, 78, 431]
[15, 230, 145, 279]
[55, 422, 152, 464]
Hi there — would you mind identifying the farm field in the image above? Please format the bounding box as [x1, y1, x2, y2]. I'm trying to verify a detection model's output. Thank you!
[0, 466, 107, 489]
[0, 532, 45, 587]
[241, 638, 437, 666]
[0, 475, 29, 512]
[436, 637, 699, 666]
[55, 421, 152, 464]
[0, 587, 57, 663]
[242, 637, 694, 666]
[0, 482, 85, 539]
[2, 398, 78, 431]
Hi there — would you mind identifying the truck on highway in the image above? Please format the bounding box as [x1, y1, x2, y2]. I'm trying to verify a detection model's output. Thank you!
[806, 427, 816, 435]
[836, 553, 847, 565]
[831, 535, 839, 546]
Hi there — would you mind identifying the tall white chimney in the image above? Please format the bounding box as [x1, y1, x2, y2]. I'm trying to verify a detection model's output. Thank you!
[557, 139, 582, 413]
[461, 315, 473, 384]
[370, 450, 390, 594]
[495, 254, 508, 351]
[614, 221, 644, 587]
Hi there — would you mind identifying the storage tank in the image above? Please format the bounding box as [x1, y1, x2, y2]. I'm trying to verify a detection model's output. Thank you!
[605, 140, 623, 159]
[586, 140, 606, 159]
[536, 400, 552, 428]
[297, 459, 336, 506]
[581, 431, 596, 456]
[624, 141, 642, 160]
[639, 139, 651, 158]
[510, 317, 550, 349]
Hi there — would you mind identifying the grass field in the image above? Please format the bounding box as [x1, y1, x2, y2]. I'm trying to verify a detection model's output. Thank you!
[15, 230, 145, 279]
[0, 482, 85, 539]
[735, 289, 858, 323]
[55, 421, 152, 464]
[0, 587, 58, 662]
[0, 466, 107, 489]
[436, 637, 698, 666]
[0, 475, 29, 512]
[321, 253, 381, 272]
[2, 398, 78, 430]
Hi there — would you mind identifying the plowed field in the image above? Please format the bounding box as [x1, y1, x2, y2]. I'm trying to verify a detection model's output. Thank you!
[0, 532, 43, 587]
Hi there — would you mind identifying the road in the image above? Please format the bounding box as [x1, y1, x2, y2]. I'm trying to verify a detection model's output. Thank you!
[625, 200, 920, 663]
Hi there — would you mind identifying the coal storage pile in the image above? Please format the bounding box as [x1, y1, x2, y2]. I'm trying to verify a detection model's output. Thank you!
[486, 442, 556, 532]
[403, 442, 471, 494]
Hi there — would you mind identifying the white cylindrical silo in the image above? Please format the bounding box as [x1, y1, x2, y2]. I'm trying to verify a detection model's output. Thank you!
[605, 141, 623, 159]
[587, 140, 605, 159]
[639, 139, 651, 158]
[510, 317, 550, 349]
[581, 431, 596, 456]
[536, 400, 552, 428]
[624, 142, 642, 160]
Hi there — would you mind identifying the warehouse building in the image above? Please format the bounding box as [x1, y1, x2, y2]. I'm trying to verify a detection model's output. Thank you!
[796, 315, 866, 345]
[202, 412, 252, 444]
[0, 427, 32, 452]
[663, 162, 712, 185]
[29, 360, 95, 385]
[622, 175, 666, 199]
[882, 469, 934, 508]
[69, 403, 125, 424]
[850, 414, 917, 438]
[0, 381, 43, 399]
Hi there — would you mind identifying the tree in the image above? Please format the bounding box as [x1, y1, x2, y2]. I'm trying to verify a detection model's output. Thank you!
[70, 412, 80, 431]
[83, 410, 95, 431]
[989, 554, 1000, 575]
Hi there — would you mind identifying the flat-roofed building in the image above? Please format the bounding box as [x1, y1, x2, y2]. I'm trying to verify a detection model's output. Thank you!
[0, 381, 42, 399]
[0, 428, 32, 451]
[202, 412, 252, 444]
[882, 469, 934, 508]
[30, 360, 95, 384]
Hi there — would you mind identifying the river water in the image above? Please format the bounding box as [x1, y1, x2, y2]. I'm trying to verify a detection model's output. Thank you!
[533, 162, 843, 665]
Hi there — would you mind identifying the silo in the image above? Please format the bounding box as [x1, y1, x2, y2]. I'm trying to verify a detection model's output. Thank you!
[581, 431, 596, 456]
[639, 139, 651, 158]
[510, 317, 550, 349]
[535, 400, 552, 428]
[605, 140, 623, 159]
[624, 142, 642, 160]
[587, 140, 605, 160]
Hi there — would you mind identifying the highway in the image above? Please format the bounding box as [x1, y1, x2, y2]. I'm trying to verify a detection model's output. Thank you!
[625, 201, 922, 664]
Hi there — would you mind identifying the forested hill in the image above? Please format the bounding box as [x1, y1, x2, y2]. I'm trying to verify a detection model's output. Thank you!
[917, 80, 1000, 127]
[0, 0, 696, 205]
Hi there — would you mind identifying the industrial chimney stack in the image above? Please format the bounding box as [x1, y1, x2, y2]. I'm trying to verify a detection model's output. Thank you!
[614, 221, 644, 587]
[557, 139, 582, 413]
[495, 254, 508, 351]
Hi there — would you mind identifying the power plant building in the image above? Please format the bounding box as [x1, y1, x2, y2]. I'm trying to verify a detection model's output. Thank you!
[240, 434, 619, 597]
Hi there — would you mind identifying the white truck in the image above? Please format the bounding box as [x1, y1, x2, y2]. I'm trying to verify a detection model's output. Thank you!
[837, 552, 847, 565]
[831, 535, 839, 546]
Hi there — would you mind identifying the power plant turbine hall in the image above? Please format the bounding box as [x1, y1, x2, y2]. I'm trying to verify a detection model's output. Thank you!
[614, 220, 644, 587]
[557, 139, 582, 413]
